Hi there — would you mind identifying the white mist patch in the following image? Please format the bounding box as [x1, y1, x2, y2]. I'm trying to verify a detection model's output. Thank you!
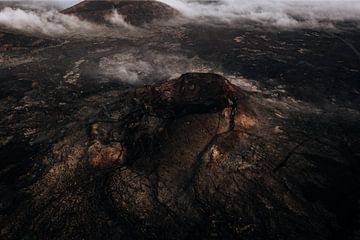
[105, 10, 135, 29]
[100, 53, 152, 84]
[63, 59, 85, 85]
[0, 7, 98, 36]
[159, 0, 360, 27]
[99, 51, 211, 85]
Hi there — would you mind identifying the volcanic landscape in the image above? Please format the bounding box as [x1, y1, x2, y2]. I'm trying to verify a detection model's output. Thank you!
[0, 0, 360, 239]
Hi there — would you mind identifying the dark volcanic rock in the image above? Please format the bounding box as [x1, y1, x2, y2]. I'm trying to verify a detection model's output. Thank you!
[62, 0, 180, 26]
[0, 73, 256, 239]
[0, 73, 360, 240]
[0, 31, 58, 50]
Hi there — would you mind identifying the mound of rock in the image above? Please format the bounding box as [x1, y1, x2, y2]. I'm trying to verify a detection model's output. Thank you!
[62, 0, 180, 26]
[1, 73, 359, 240]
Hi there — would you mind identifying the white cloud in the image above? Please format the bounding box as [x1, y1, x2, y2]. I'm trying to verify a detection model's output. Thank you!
[105, 10, 135, 29]
[99, 50, 207, 85]
[159, 0, 360, 27]
[0, 7, 99, 36]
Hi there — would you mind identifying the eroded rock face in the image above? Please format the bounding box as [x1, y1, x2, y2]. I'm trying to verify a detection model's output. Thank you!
[62, 0, 180, 26]
[0, 73, 256, 239]
[0, 73, 359, 240]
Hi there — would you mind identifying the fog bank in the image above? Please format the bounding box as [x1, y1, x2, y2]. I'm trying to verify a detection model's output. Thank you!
[99, 50, 209, 85]
[0, 7, 98, 36]
[159, 0, 360, 27]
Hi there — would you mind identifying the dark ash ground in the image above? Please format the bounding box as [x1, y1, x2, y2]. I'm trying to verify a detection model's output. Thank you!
[0, 1, 360, 239]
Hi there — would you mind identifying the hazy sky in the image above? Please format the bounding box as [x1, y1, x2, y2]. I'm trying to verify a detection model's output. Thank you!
[0, 0, 82, 9]
[2, 0, 360, 16]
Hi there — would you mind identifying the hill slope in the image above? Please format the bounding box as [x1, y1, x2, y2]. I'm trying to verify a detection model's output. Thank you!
[62, 0, 179, 26]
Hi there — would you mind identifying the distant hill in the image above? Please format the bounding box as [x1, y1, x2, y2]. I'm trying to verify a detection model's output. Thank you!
[62, 0, 180, 26]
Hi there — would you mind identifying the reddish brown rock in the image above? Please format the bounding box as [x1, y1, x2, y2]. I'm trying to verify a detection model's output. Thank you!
[88, 141, 124, 168]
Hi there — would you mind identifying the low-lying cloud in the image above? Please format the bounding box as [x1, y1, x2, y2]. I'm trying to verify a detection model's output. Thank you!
[159, 0, 360, 27]
[99, 50, 210, 85]
[0, 7, 98, 36]
[3, 1, 359, 32]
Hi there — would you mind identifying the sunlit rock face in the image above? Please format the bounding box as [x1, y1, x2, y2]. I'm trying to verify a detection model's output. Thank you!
[62, 0, 180, 26]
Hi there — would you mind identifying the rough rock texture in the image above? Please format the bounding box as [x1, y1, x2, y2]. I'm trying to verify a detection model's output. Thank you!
[62, 0, 180, 26]
[1, 73, 359, 239]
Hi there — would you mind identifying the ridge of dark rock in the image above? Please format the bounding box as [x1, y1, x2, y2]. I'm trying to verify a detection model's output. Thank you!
[1, 71, 360, 239]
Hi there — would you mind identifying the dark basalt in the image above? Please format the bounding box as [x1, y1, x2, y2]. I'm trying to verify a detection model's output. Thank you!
[0, 73, 255, 239]
[1, 73, 359, 240]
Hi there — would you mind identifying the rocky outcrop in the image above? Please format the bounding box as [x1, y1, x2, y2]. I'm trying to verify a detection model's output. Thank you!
[0, 73, 256, 239]
[1, 73, 359, 240]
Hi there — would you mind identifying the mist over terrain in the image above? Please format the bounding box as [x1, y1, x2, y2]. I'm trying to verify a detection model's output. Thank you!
[1, 0, 358, 83]
[160, 0, 360, 27]
[1, 0, 360, 35]
[0, 7, 101, 36]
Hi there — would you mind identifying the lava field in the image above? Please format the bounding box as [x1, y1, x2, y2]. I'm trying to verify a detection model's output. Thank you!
[0, 1, 360, 239]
